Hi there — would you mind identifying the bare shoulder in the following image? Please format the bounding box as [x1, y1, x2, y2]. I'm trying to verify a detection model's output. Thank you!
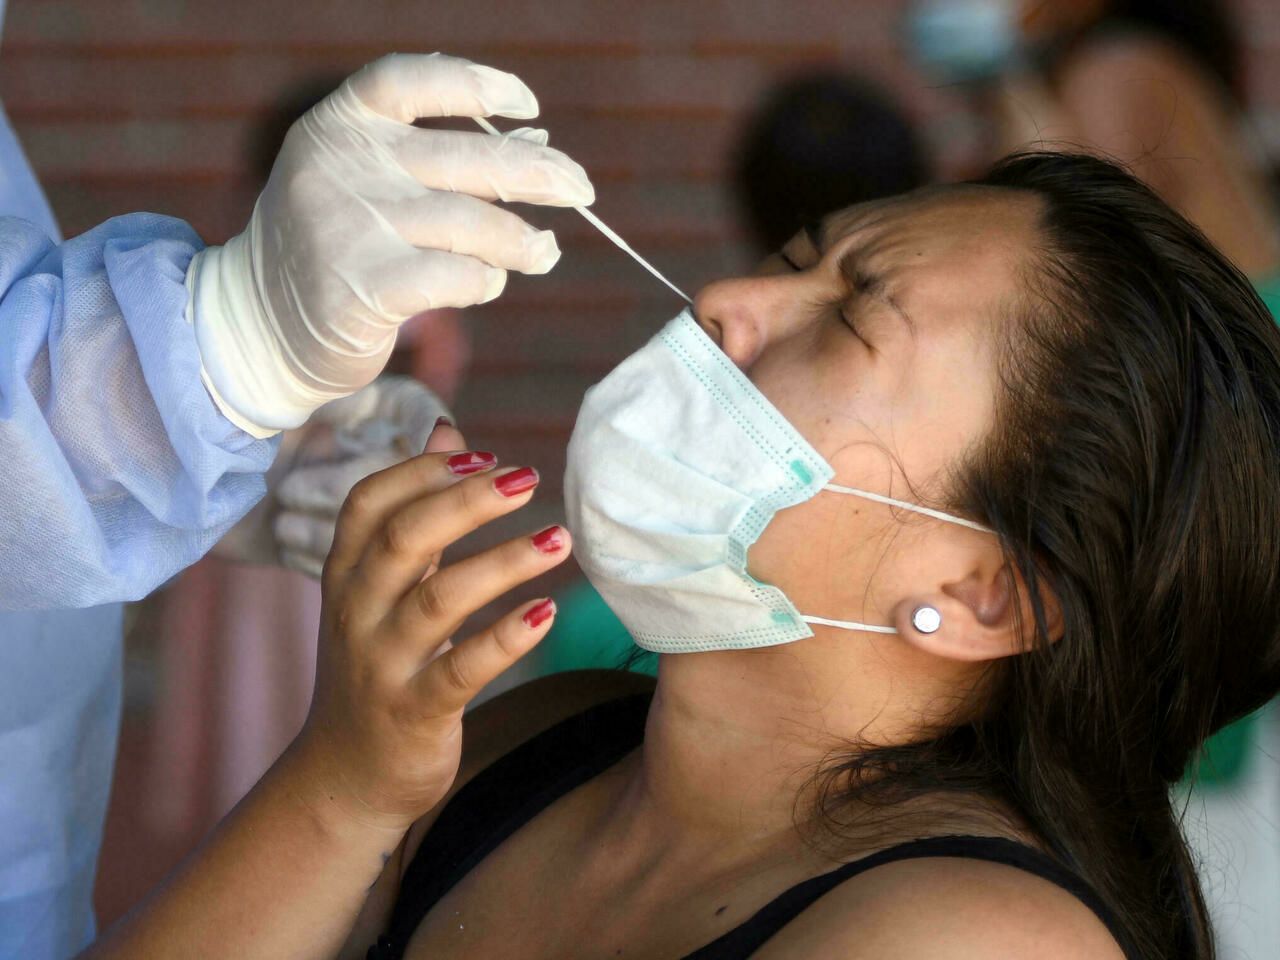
[751, 854, 1126, 960]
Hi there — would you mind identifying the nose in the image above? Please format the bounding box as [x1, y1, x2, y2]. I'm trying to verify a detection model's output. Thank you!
[692, 273, 816, 370]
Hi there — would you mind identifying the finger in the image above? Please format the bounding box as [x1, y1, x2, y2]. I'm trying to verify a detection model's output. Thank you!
[347, 52, 539, 123]
[365, 247, 506, 317]
[352, 466, 542, 613]
[280, 549, 326, 580]
[395, 128, 595, 207]
[381, 191, 560, 274]
[425, 419, 465, 454]
[413, 597, 557, 716]
[323, 423, 480, 579]
[385, 522, 571, 651]
[275, 511, 337, 561]
[506, 127, 550, 147]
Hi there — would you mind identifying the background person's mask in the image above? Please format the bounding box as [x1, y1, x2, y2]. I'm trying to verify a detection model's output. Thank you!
[564, 309, 992, 654]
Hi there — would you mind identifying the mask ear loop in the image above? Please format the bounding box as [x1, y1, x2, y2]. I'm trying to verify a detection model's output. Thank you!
[801, 614, 898, 634]
[472, 117, 693, 305]
[822, 483, 996, 535]
[800, 487, 995, 634]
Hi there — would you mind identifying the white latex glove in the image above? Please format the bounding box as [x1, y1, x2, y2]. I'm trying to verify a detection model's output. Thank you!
[187, 52, 594, 438]
[214, 376, 451, 577]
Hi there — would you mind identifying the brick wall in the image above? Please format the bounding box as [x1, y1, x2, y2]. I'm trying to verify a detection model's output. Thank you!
[2, 0, 1277, 581]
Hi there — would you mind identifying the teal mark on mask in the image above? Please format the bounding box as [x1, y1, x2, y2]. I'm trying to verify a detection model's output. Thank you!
[790, 460, 813, 485]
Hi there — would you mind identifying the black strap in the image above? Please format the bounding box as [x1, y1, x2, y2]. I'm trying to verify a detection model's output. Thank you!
[682, 834, 1136, 959]
[372, 693, 653, 959]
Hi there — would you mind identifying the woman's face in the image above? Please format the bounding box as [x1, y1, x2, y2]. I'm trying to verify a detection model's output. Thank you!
[693, 185, 1042, 630]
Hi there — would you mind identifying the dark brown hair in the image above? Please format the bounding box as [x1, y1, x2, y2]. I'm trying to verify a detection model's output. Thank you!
[814, 152, 1280, 959]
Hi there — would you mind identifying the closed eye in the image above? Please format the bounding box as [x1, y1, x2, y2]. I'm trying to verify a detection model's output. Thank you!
[776, 243, 868, 345]
[778, 249, 806, 272]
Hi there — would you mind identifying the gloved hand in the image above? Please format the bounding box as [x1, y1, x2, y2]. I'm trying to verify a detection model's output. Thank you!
[214, 376, 451, 576]
[187, 52, 594, 437]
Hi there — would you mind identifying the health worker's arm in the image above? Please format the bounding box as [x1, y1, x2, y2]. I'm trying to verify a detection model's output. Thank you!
[0, 214, 278, 611]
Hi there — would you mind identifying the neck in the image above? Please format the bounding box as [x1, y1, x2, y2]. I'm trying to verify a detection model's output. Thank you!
[605, 628, 973, 863]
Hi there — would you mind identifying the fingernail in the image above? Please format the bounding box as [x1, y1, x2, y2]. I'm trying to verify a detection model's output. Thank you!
[494, 466, 539, 498]
[530, 524, 565, 554]
[523, 598, 556, 629]
[447, 451, 496, 476]
[435, 415, 453, 429]
[481, 267, 507, 303]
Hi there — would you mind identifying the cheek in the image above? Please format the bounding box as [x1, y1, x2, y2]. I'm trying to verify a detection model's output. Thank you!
[746, 490, 908, 619]
[750, 331, 884, 451]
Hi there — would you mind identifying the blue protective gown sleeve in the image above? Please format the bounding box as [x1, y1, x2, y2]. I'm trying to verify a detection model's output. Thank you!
[0, 214, 279, 610]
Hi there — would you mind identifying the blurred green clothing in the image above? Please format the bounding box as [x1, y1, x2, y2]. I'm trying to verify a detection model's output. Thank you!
[1187, 272, 1280, 787]
[541, 579, 653, 677]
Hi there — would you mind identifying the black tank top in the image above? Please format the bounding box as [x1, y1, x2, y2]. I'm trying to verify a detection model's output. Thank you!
[369, 693, 1135, 959]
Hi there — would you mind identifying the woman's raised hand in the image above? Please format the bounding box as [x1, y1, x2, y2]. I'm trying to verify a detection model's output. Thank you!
[291, 419, 571, 831]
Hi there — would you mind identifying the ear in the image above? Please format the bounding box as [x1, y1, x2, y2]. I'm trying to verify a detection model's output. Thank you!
[894, 559, 1063, 663]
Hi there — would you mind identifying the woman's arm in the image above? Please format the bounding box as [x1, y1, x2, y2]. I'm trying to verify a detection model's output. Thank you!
[84, 740, 407, 960]
[334, 667, 659, 959]
[81, 421, 573, 959]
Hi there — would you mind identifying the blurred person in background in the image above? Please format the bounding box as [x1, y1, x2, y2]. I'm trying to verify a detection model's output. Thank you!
[538, 71, 932, 682]
[909, 0, 1280, 295]
[909, 2, 1280, 955]
[0, 43, 595, 960]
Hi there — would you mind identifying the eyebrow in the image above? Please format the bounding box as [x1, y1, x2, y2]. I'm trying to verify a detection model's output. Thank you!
[806, 217, 916, 337]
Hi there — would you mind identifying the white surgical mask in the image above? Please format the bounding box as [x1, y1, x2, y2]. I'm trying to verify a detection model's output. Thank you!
[564, 309, 992, 655]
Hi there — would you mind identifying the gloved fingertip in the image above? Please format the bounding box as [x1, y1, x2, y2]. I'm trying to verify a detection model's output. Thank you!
[467, 64, 540, 120]
[559, 170, 596, 208]
[526, 230, 561, 274]
[481, 267, 508, 303]
[507, 126, 550, 147]
[281, 550, 325, 581]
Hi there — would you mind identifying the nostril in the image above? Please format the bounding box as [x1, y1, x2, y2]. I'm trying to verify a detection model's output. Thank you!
[695, 312, 724, 348]
[692, 284, 766, 369]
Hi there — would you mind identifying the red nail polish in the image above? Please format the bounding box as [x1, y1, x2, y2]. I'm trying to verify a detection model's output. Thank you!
[531, 525, 565, 554]
[435, 416, 453, 429]
[446, 451, 495, 476]
[523, 598, 556, 629]
[494, 467, 539, 498]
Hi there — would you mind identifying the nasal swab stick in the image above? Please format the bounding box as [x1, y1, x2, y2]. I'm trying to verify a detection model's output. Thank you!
[473, 116, 693, 304]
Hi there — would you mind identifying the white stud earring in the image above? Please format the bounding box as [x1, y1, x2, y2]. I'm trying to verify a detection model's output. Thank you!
[912, 605, 942, 634]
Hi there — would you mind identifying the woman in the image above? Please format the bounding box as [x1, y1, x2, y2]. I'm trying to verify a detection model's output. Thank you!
[86, 152, 1280, 959]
